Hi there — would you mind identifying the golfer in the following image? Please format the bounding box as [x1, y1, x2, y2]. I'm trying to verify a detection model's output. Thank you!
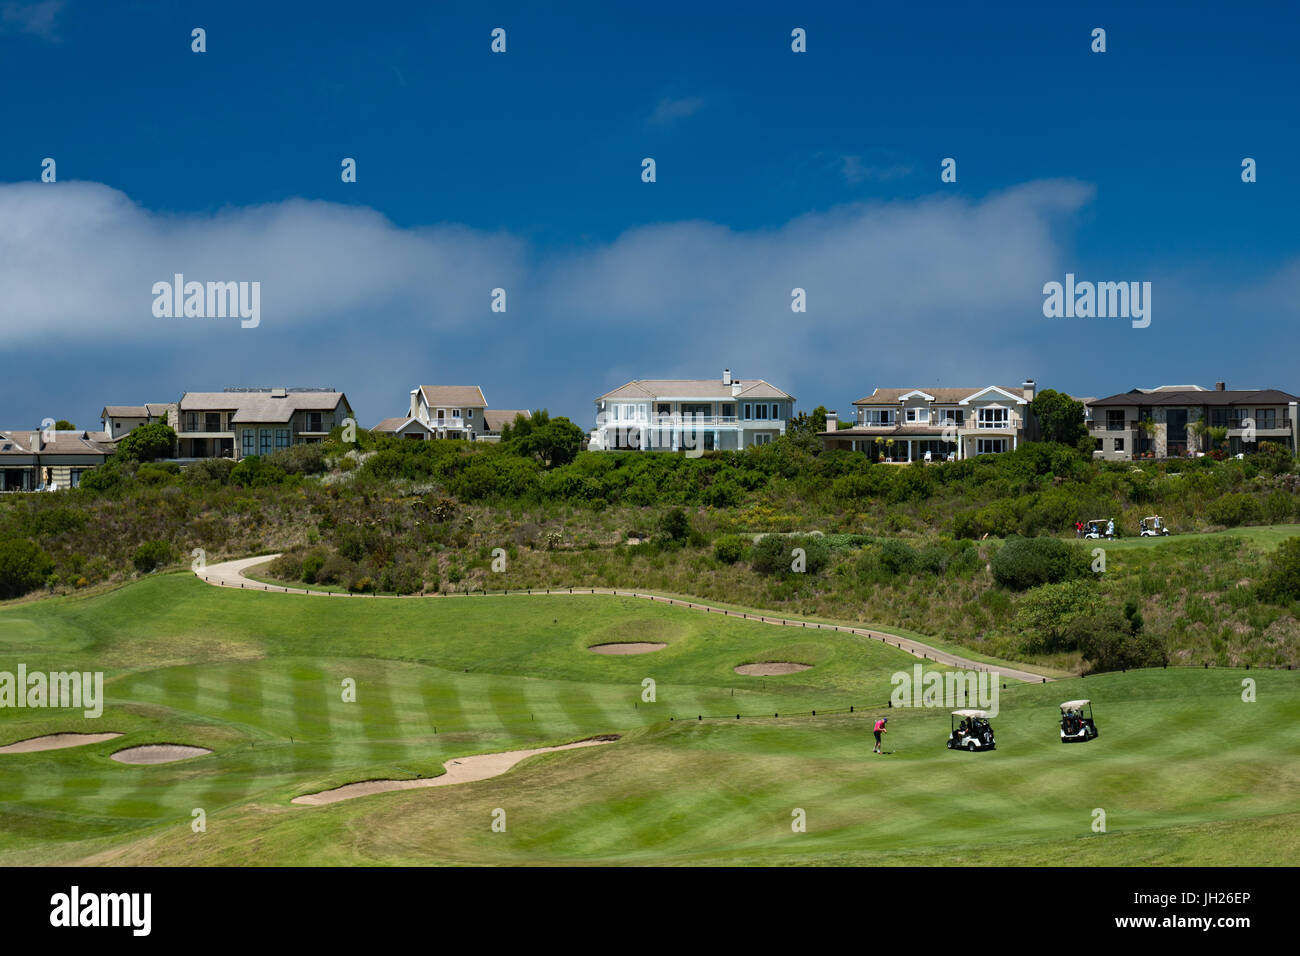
[873, 717, 888, 754]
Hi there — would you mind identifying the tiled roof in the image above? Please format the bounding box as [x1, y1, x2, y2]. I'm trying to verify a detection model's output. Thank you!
[1090, 388, 1300, 407]
[0, 430, 114, 457]
[484, 409, 531, 431]
[598, 379, 794, 401]
[179, 391, 349, 422]
[854, 386, 1026, 405]
[371, 417, 433, 433]
[417, 386, 487, 407]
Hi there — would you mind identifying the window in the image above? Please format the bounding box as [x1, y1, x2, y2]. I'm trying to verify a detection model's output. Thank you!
[721, 403, 735, 420]
[976, 438, 1007, 454]
[1095, 438, 1103, 451]
[452, 408, 461, 418]
[1106, 409, 1126, 431]
[754, 404, 769, 420]
[205, 412, 221, 432]
[1114, 438, 1125, 452]
[977, 407, 1009, 429]
[185, 411, 198, 432]
[861, 409, 894, 425]
[1257, 408, 1277, 429]
[743, 403, 751, 420]
[276, 429, 290, 449]
[70, 469, 84, 488]
[306, 412, 323, 432]
[906, 408, 920, 423]
[771, 404, 780, 419]
[753, 434, 773, 446]
[242, 429, 256, 456]
[466, 409, 473, 419]
[260, 429, 273, 456]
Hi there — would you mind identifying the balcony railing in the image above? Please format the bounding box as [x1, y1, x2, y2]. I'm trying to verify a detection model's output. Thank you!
[605, 416, 772, 428]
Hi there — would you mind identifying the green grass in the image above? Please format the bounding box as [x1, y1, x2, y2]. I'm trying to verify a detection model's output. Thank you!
[0, 573, 1295, 865]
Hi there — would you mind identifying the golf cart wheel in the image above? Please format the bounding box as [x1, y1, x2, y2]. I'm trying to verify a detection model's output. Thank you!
[965, 740, 977, 752]
[946, 739, 954, 749]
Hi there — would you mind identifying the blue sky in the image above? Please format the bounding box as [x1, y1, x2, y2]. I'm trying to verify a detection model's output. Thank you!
[1, 0, 1298, 430]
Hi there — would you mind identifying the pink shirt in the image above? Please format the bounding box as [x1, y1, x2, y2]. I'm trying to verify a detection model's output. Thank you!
[874, 720, 886, 732]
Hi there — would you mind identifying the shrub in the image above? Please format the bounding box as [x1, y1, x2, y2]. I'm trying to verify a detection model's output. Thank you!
[1011, 579, 1103, 653]
[185, 458, 236, 485]
[136, 462, 180, 485]
[117, 423, 177, 462]
[658, 507, 691, 545]
[317, 554, 354, 585]
[751, 535, 797, 576]
[131, 540, 172, 573]
[0, 539, 55, 599]
[269, 552, 303, 581]
[876, 540, 917, 577]
[1071, 607, 1167, 673]
[1206, 492, 1262, 528]
[300, 552, 327, 584]
[78, 462, 126, 493]
[991, 536, 1090, 590]
[713, 534, 749, 564]
[1258, 537, 1300, 604]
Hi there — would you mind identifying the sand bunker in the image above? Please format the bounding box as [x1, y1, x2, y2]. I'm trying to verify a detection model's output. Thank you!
[588, 642, 667, 655]
[0, 732, 122, 754]
[733, 662, 812, 676]
[110, 744, 213, 765]
[292, 735, 620, 806]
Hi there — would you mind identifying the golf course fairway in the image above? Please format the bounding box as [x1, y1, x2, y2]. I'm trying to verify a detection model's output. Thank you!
[0, 572, 1296, 866]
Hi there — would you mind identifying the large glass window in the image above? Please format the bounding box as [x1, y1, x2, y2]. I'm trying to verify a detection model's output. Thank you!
[259, 429, 273, 456]
[1257, 408, 1276, 429]
[276, 429, 290, 449]
[978, 407, 1009, 429]
[241, 429, 256, 456]
[977, 438, 1007, 454]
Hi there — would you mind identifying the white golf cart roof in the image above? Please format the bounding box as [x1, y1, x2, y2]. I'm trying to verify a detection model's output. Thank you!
[952, 709, 989, 718]
[1060, 699, 1091, 710]
[1142, 516, 1163, 521]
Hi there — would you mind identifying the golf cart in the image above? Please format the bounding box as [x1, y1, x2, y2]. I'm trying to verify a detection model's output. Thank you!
[1083, 518, 1114, 540]
[1138, 515, 1170, 537]
[947, 709, 996, 752]
[1060, 699, 1098, 743]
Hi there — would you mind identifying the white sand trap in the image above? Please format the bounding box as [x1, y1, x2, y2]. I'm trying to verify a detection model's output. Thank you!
[0, 732, 123, 754]
[588, 642, 667, 655]
[292, 735, 620, 806]
[110, 744, 213, 765]
[734, 662, 813, 676]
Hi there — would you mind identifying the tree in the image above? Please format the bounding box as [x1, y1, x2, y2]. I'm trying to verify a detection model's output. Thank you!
[0, 539, 55, 599]
[1258, 537, 1300, 604]
[784, 406, 829, 452]
[505, 411, 584, 467]
[54, 420, 75, 430]
[117, 422, 176, 462]
[1011, 579, 1103, 653]
[1029, 389, 1088, 445]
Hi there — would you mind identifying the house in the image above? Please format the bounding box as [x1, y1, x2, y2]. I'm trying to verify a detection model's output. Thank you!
[819, 380, 1042, 461]
[0, 428, 113, 491]
[589, 370, 795, 452]
[371, 387, 530, 441]
[99, 403, 176, 442]
[482, 409, 532, 442]
[175, 387, 353, 459]
[1088, 382, 1300, 460]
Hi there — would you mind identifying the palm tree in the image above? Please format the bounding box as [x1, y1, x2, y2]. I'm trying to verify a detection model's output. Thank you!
[1189, 417, 1211, 454]
[1137, 418, 1157, 457]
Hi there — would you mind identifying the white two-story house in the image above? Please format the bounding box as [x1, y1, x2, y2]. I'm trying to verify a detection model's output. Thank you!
[821, 380, 1042, 461]
[371, 386, 531, 441]
[589, 370, 795, 452]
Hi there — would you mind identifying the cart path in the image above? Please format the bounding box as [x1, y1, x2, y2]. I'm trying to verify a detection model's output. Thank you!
[197, 555, 1052, 683]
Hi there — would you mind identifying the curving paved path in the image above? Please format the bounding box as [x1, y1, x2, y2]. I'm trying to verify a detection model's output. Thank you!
[197, 555, 1052, 683]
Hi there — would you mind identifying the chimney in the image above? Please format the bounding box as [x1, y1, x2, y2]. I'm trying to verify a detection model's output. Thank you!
[825, 410, 838, 432]
[722, 368, 731, 385]
[32, 429, 44, 452]
[1215, 381, 1226, 391]
[1022, 379, 1036, 402]
[731, 379, 742, 397]
[271, 386, 287, 398]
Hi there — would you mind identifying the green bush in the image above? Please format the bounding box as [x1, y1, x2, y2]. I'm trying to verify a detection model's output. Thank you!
[78, 461, 126, 493]
[991, 536, 1090, 590]
[1207, 492, 1262, 528]
[0, 539, 55, 599]
[185, 458, 236, 485]
[751, 535, 797, 575]
[713, 534, 749, 564]
[131, 540, 172, 573]
[300, 552, 327, 584]
[1258, 537, 1300, 604]
[658, 507, 691, 545]
[1011, 579, 1103, 653]
[117, 422, 177, 462]
[1071, 607, 1167, 673]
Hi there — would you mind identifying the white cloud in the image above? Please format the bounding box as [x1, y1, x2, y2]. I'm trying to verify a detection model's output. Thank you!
[647, 95, 706, 128]
[1, 0, 64, 41]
